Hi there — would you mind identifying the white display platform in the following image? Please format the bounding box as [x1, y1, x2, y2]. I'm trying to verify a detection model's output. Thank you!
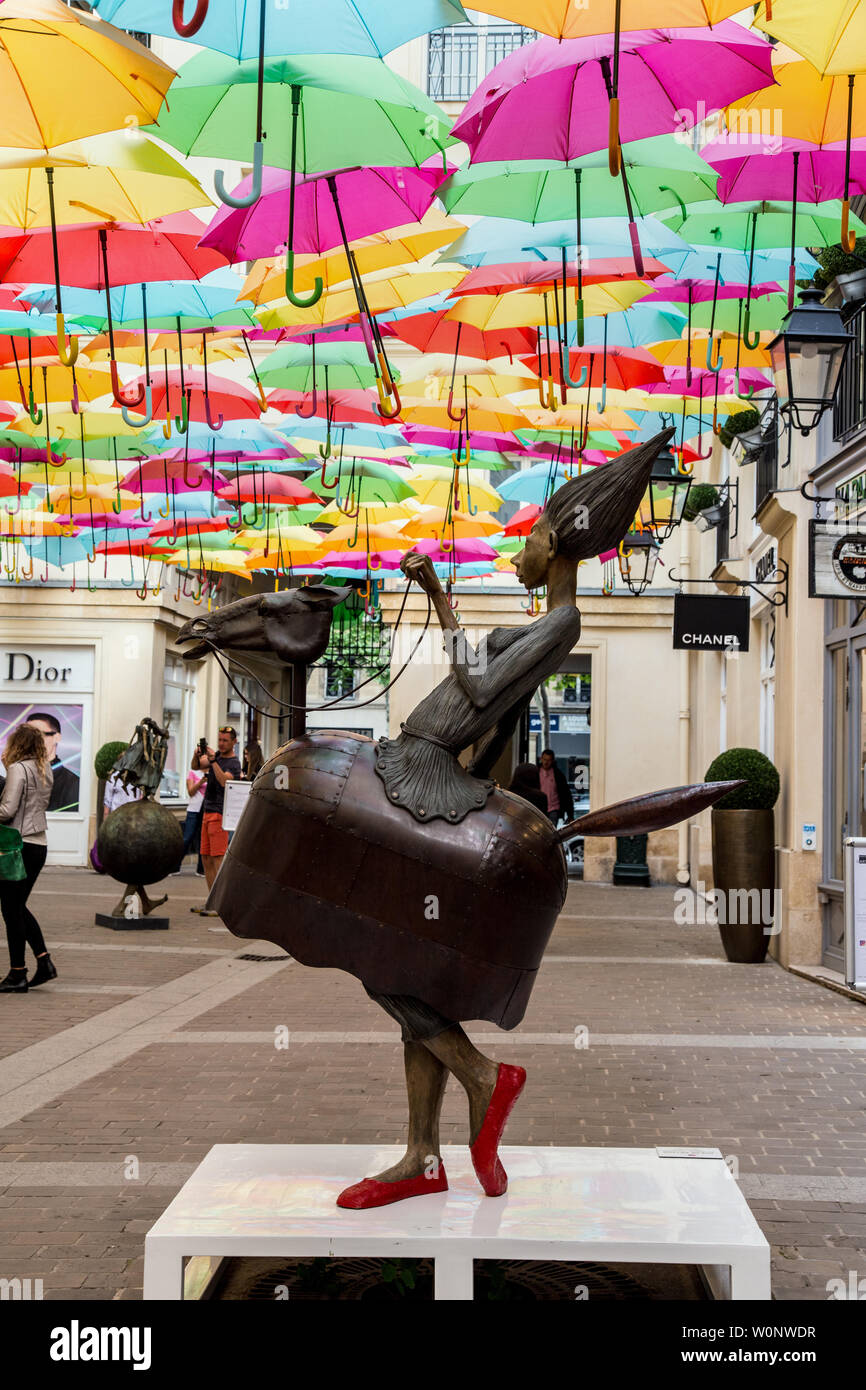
[143, 1144, 770, 1301]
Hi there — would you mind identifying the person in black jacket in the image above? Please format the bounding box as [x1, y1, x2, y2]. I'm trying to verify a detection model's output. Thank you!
[507, 762, 548, 815]
[537, 748, 574, 826]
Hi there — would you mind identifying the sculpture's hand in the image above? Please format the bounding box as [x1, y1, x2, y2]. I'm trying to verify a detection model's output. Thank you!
[401, 549, 440, 596]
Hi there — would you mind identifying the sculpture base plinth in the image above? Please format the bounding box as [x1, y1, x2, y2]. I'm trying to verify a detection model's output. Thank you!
[143, 1144, 770, 1301]
[96, 913, 169, 931]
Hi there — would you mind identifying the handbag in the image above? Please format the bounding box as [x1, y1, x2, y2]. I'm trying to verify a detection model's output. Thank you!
[0, 766, 31, 882]
[0, 825, 26, 882]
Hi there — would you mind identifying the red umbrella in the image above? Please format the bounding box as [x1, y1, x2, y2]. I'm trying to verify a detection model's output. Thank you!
[0, 213, 227, 289]
[128, 367, 262, 427]
[390, 311, 537, 362]
[518, 344, 666, 392]
[215, 474, 319, 505]
[503, 503, 542, 536]
[266, 388, 386, 425]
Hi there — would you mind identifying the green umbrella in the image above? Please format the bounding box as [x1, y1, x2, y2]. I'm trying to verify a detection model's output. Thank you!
[685, 293, 788, 334]
[306, 455, 416, 503]
[258, 340, 381, 392]
[440, 136, 719, 223]
[658, 199, 866, 251]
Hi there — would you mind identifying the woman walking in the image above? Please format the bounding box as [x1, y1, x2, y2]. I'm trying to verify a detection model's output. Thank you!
[0, 724, 55, 994]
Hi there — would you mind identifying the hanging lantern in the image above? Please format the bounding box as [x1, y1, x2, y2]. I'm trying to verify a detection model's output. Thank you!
[768, 287, 853, 436]
[618, 531, 661, 597]
[635, 435, 692, 541]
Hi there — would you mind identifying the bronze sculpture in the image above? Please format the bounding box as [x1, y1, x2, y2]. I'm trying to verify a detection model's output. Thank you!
[96, 719, 183, 922]
[177, 430, 740, 1208]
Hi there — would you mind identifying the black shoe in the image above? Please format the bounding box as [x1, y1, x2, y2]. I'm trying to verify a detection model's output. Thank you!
[29, 956, 57, 988]
[0, 969, 28, 993]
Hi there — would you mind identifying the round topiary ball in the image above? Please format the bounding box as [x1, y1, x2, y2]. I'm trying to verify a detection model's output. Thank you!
[95, 741, 128, 781]
[683, 483, 720, 523]
[704, 748, 779, 810]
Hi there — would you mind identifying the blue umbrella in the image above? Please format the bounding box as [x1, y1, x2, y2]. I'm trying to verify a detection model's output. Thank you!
[21, 271, 255, 331]
[440, 216, 692, 268]
[90, 0, 468, 61]
[563, 304, 687, 349]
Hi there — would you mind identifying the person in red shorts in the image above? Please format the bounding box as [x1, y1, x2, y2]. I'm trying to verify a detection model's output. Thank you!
[191, 726, 241, 915]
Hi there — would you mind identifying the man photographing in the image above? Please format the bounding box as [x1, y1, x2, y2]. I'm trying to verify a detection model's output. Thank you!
[191, 726, 241, 913]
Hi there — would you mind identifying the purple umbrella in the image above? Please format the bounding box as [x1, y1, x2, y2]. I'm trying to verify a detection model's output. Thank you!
[200, 164, 449, 263]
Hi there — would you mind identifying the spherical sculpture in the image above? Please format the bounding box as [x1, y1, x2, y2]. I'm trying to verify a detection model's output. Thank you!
[97, 800, 184, 886]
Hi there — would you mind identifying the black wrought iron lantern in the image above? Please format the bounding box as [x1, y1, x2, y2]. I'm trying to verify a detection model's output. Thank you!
[768, 286, 853, 436]
[635, 434, 692, 541]
[618, 530, 661, 596]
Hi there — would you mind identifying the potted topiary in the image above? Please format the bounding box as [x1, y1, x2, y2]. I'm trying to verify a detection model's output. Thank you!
[94, 741, 128, 829]
[718, 408, 762, 458]
[682, 483, 720, 524]
[704, 748, 780, 964]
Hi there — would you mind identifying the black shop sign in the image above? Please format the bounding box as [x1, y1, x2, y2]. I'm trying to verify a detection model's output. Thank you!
[672, 594, 751, 652]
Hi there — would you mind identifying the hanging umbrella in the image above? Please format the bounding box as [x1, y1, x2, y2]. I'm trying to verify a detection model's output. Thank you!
[725, 56, 866, 252]
[91, 0, 468, 61]
[389, 311, 537, 362]
[445, 213, 691, 268]
[443, 281, 652, 331]
[453, 258, 670, 296]
[132, 368, 262, 428]
[658, 198, 866, 249]
[255, 271, 462, 330]
[200, 164, 448, 264]
[0, 0, 174, 150]
[257, 341, 382, 393]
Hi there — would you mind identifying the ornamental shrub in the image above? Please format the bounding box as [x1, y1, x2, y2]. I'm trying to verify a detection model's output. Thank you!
[704, 747, 780, 810]
[94, 741, 127, 780]
[718, 408, 760, 451]
[683, 483, 720, 522]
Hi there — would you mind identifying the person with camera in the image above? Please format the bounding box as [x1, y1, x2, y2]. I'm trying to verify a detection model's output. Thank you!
[190, 728, 240, 913]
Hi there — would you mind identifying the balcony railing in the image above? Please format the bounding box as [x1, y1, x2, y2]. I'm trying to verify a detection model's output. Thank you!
[833, 303, 866, 442]
[715, 498, 730, 566]
[755, 403, 779, 512]
[427, 24, 535, 102]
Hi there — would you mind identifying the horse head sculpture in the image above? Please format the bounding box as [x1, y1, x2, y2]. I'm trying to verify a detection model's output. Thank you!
[176, 583, 352, 667]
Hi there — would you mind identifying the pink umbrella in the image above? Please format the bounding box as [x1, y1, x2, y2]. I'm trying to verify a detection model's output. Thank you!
[120, 464, 229, 494]
[200, 164, 449, 264]
[643, 276, 780, 303]
[454, 257, 671, 296]
[126, 367, 262, 427]
[452, 26, 775, 167]
[651, 367, 772, 394]
[703, 136, 866, 205]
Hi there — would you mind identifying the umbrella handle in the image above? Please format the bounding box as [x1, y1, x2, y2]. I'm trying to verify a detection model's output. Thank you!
[597, 379, 607, 412]
[56, 314, 79, 368]
[295, 385, 318, 420]
[446, 387, 466, 423]
[162, 415, 172, 440]
[122, 383, 153, 429]
[27, 388, 42, 427]
[628, 222, 644, 277]
[842, 200, 857, 255]
[695, 433, 713, 460]
[70, 378, 80, 415]
[742, 304, 761, 352]
[498, 340, 514, 364]
[608, 99, 621, 177]
[204, 396, 224, 431]
[174, 391, 190, 435]
[172, 0, 209, 37]
[712, 404, 723, 437]
[561, 355, 587, 390]
[319, 457, 338, 490]
[318, 427, 332, 461]
[256, 381, 268, 413]
[374, 376, 402, 420]
[737, 377, 755, 402]
[215, 142, 263, 210]
[787, 262, 796, 311]
[285, 251, 323, 309]
[706, 337, 723, 373]
[110, 361, 145, 409]
[451, 440, 471, 467]
[659, 186, 687, 224]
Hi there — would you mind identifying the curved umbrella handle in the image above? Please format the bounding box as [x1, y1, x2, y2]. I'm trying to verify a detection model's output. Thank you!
[295, 385, 318, 420]
[174, 391, 190, 435]
[451, 439, 471, 467]
[608, 99, 621, 177]
[712, 404, 723, 437]
[842, 200, 857, 254]
[162, 414, 172, 440]
[374, 376, 402, 420]
[742, 304, 761, 352]
[319, 456, 339, 490]
[498, 339, 514, 364]
[215, 142, 263, 210]
[110, 360, 145, 409]
[597, 379, 607, 412]
[659, 185, 687, 223]
[561, 353, 587, 391]
[736, 376, 755, 402]
[318, 424, 332, 460]
[706, 336, 724, 373]
[172, 0, 208, 37]
[695, 433, 713, 460]
[256, 381, 268, 413]
[122, 383, 153, 429]
[70, 377, 80, 415]
[446, 387, 466, 423]
[56, 314, 79, 368]
[285, 251, 323, 309]
[204, 395, 224, 431]
[27, 388, 42, 427]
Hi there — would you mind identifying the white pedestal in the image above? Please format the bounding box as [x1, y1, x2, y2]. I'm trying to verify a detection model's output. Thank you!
[143, 1144, 770, 1301]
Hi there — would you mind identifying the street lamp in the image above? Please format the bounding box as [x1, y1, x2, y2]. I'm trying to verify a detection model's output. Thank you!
[635, 434, 692, 541]
[768, 286, 853, 436]
[618, 530, 661, 596]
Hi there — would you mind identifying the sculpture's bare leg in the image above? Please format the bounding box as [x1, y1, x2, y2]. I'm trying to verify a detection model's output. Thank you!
[422, 1026, 501, 1144]
[370, 1042, 448, 1182]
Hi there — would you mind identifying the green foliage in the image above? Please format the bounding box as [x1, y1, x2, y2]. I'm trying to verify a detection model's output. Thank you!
[94, 741, 127, 780]
[380, 1259, 418, 1295]
[811, 238, 866, 293]
[683, 483, 720, 523]
[704, 747, 780, 810]
[718, 408, 760, 451]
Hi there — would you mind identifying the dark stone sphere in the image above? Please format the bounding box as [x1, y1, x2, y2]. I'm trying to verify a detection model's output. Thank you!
[97, 800, 184, 885]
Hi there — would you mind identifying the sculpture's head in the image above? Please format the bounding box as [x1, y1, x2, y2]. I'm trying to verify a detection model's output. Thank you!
[175, 584, 352, 665]
[513, 428, 676, 592]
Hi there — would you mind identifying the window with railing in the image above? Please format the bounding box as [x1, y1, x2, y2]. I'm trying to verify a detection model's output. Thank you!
[833, 303, 866, 442]
[755, 403, 779, 512]
[715, 497, 730, 567]
[427, 22, 535, 102]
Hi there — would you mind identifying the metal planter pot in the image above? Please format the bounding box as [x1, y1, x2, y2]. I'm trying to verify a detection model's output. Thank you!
[710, 809, 775, 964]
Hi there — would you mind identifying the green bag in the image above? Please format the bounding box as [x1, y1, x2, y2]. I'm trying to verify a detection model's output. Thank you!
[0, 824, 26, 882]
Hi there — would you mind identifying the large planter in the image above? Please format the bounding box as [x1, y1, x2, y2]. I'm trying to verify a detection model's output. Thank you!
[710, 809, 775, 963]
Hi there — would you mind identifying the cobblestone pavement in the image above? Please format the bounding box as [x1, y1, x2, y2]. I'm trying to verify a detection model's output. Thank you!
[0, 866, 865, 1300]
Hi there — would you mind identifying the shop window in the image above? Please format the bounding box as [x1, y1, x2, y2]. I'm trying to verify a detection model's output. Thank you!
[427, 19, 535, 101]
[829, 644, 848, 883]
[162, 655, 197, 800]
[759, 615, 775, 759]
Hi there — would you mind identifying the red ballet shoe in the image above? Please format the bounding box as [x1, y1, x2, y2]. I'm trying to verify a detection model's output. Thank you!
[336, 1164, 448, 1210]
[470, 1063, 526, 1197]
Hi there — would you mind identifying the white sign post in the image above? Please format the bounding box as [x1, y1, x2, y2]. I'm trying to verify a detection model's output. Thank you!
[843, 838, 866, 991]
[221, 779, 252, 833]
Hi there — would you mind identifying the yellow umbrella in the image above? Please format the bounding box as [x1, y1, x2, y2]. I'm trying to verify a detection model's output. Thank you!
[470, 1, 744, 40]
[407, 466, 503, 511]
[0, 134, 210, 228]
[255, 270, 464, 330]
[13, 410, 149, 441]
[314, 501, 416, 526]
[240, 210, 462, 306]
[649, 336, 772, 369]
[48, 485, 141, 512]
[400, 397, 530, 432]
[322, 520, 410, 545]
[755, 1, 866, 75]
[238, 524, 325, 551]
[0, 363, 115, 407]
[399, 370, 537, 397]
[0, 0, 175, 150]
[524, 405, 639, 431]
[86, 333, 242, 367]
[444, 281, 652, 331]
